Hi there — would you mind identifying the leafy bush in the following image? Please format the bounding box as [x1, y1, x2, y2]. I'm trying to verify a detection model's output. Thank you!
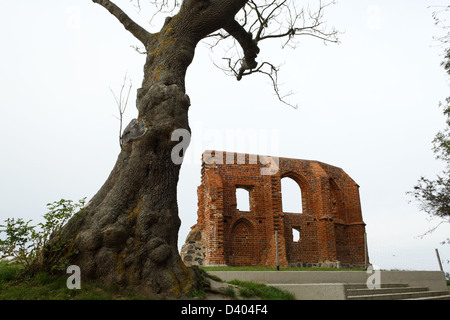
[0, 198, 85, 273]
[0, 218, 35, 267]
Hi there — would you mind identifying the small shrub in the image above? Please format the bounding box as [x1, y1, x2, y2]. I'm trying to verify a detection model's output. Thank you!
[0, 198, 86, 274]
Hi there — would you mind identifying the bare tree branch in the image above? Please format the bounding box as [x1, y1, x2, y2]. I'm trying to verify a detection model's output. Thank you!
[205, 0, 340, 108]
[110, 73, 133, 148]
[217, 57, 297, 108]
[131, 44, 148, 54]
[94, 0, 338, 109]
[92, 0, 152, 45]
[223, 19, 260, 80]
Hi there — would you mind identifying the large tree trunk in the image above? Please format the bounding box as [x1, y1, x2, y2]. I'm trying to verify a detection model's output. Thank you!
[41, 0, 254, 297]
[47, 11, 200, 298]
[59, 85, 193, 296]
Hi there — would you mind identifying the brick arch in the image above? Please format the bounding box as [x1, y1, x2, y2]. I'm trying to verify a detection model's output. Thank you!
[227, 218, 258, 266]
[184, 151, 368, 269]
[280, 171, 310, 215]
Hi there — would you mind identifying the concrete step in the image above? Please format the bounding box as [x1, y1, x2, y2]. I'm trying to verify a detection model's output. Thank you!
[207, 271, 449, 300]
[345, 283, 409, 290]
[405, 294, 450, 300]
[345, 282, 450, 300]
[347, 286, 428, 297]
[347, 289, 450, 300]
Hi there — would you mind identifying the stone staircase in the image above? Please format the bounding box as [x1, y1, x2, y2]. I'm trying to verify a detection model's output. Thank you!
[345, 283, 450, 300]
[208, 270, 449, 300]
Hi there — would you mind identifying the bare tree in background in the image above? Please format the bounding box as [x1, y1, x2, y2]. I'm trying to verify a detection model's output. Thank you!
[110, 74, 133, 148]
[42, 0, 339, 297]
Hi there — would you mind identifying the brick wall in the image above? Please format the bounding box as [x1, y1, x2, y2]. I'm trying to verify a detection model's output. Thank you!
[180, 151, 368, 268]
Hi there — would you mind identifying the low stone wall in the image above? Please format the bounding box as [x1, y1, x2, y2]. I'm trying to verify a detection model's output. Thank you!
[180, 226, 206, 266]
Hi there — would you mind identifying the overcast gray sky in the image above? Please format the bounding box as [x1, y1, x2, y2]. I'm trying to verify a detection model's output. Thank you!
[0, 0, 449, 273]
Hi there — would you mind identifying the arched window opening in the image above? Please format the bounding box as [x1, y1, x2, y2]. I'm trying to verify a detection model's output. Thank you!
[281, 177, 302, 213]
[236, 187, 250, 211]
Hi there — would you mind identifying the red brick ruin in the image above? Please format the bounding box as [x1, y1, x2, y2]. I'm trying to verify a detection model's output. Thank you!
[180, 150, 368, 268]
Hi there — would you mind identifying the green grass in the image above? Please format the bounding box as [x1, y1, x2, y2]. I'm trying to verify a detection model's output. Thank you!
[0, 261, 297, 300]
[201, 266, 365, 272]
[0, 261, 23, 283]
[0, 261, 148, 300]
[228, 280, 294, 300]
[223, 286, 237, 299]
[187, 288, 207, 299]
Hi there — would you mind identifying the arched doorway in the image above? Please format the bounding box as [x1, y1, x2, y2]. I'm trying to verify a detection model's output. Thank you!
[228, 219, 257, 266]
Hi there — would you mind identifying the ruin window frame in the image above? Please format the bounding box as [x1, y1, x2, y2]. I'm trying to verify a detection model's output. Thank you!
[292, 226, 301, 242]
[235, 185, 253, 212]
[280, 176, 304, 214]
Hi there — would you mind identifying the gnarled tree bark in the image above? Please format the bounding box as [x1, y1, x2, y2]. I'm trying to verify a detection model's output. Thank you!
[44, 0, 256, 297]
[42, 0, 337, 297]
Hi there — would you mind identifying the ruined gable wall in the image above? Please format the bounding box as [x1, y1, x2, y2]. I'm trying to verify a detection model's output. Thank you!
[181, 151, 367, 268]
